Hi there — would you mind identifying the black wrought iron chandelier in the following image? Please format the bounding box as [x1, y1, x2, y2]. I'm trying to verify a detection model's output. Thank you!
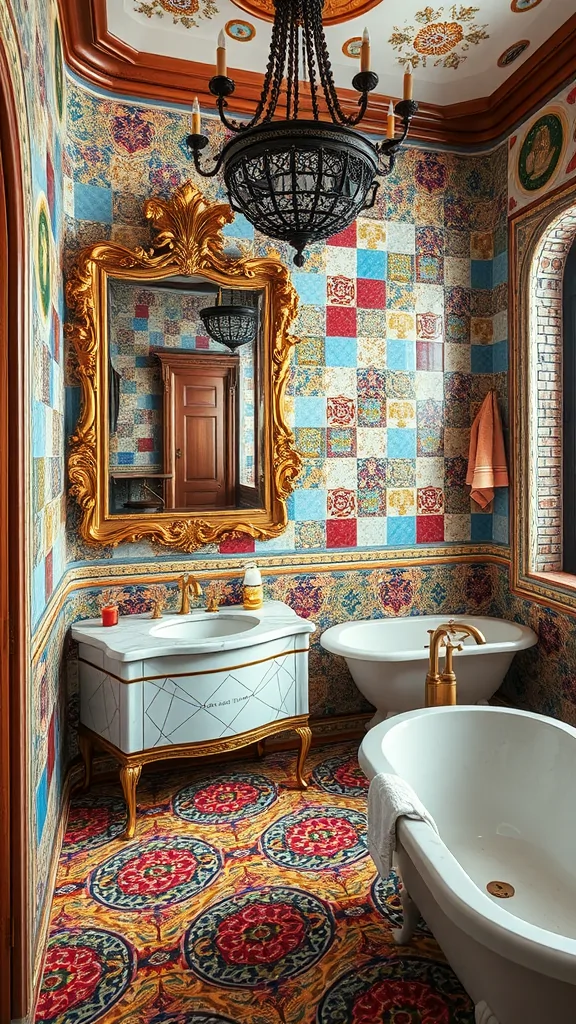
[199, 289, 259, 350]
[187, 0, 418, 266]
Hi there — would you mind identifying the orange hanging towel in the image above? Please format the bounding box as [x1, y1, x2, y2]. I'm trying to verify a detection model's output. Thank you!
[466, 390, 509, 509]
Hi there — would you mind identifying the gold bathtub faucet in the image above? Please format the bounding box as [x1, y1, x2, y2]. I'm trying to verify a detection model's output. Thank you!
[177, 573, 202, 614]
[425, 621, 486, 707]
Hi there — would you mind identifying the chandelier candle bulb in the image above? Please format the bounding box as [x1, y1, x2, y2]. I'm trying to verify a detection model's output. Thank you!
[192, 97, 201, 135]
[217, 29, 227, 77]
[360, 27, 370, 73]
[387, 101, 395, 139]
[403, 64, 413, 100]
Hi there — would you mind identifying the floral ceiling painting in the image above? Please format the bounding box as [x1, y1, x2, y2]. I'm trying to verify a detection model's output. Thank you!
[114, 0, 567, 105]
[388, 5, 489, 71]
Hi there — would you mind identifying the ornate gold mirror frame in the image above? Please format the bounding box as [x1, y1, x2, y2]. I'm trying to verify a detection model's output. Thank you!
[66, 182, 301, 551]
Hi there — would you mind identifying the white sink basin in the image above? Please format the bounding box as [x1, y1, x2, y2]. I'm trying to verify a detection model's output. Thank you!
[150, 614, 260, 642]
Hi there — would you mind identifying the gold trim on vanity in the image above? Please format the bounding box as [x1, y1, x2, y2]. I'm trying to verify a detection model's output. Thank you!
[78, 646, 309, 685]
[79, 716, 312, 840]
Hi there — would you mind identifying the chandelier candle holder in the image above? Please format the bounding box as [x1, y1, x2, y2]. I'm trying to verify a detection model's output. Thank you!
[186, 0, 418, 266]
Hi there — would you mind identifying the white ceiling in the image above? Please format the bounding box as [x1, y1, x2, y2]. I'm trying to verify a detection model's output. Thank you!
[107, 0, 574, 106]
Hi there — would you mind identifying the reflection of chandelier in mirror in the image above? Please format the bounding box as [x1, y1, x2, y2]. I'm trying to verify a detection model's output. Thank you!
[187, 0, 418, 266]
[199, 289, 259, 350]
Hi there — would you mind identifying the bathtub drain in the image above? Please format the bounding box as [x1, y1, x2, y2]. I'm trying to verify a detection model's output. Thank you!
[486, 880, 515, 898]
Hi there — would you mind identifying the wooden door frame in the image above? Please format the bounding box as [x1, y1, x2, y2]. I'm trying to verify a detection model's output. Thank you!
[0, 36, 30, 1022]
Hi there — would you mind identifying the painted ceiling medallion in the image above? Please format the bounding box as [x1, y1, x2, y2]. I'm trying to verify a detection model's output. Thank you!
[225, 19, 255, 40]
[511, 0, 543, 11]
[230, 0, 383, 27]
[497, 39, 530, 67]
[133, 0, 218, 29]
[389, 5, 489, 70]
[342, 37, 363, 59]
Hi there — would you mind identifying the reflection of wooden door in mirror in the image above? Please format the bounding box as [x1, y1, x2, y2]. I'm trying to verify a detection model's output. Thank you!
[155, 352, 237, 510]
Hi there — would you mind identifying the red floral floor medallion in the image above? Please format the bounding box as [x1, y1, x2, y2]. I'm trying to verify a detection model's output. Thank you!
[184, 886, 334, 986]
[173, 771, 277, 823]
[262, 805, 367, 869]
[89, 836, 221, 910]
[62, 794, 127, 853]
[312, 752, 370, 797]
[35, 928, 133, 1024]
[318, 956, 474, 1023]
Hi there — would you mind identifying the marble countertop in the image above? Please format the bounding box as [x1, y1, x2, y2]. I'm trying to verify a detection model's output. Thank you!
[71, 600, 315, 662]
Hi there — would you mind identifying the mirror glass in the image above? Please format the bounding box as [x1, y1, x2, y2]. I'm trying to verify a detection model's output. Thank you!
[106, 276, 264, 515]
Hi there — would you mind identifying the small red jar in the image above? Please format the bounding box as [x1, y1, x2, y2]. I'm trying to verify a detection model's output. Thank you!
[101, 605, 119, 627]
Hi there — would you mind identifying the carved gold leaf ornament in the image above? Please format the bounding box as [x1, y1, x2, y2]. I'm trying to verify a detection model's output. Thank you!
[66, 183, 301, 552]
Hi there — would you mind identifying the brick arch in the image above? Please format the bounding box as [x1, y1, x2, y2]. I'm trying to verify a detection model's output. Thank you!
[529, 207, 576, 573]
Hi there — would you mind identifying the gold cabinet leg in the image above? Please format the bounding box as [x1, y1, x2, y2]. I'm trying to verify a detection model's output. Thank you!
[78, 732, 93, 791]
[119, 764, 142, 840]
[294, 726, 312, 789]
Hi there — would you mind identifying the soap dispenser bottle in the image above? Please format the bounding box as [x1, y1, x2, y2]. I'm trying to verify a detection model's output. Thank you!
[242, 563, 264, 610]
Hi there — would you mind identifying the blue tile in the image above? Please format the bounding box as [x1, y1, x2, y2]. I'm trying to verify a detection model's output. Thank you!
[357, 249, 387, 280]
[295, 396, 326, 427]
[32, 560, 45, 627]
[471, 513, 493, 541]
[74, 182, 113, 223]
[388, 516, 416, 545]
[287, 494, 295, 519]
[493, 340, 508, 373]
[223, 214, 254, 239]
[387, 339, 415, 370]
[292, 489, 327, 521]
[117, 452, 135, 465]
[492, 514, 509, 545]
[493, 486, 509, 517]
[325, 337, 357, 367]
[149, 331, 164, 346]
[493, 250, 508, 287]
[136, 394, 161, 410]
[471, 345, 493, 374]
[33, 400, 47, 458]
[387, 428, 416, 458]
[133, 318, 149, 331]
[292, 273, 327, 305]
[471, 259, 493, 289]
[36, 766, 48, 845]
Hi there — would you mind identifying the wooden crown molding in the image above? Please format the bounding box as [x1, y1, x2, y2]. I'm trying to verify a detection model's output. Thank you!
[57, 0, 576, 147]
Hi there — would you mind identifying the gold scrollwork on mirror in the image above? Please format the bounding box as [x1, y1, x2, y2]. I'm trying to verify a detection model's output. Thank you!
[66, 182, 301, 551]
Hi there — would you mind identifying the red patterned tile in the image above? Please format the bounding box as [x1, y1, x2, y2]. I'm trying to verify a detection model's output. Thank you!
[327, 488, 356, 518]
[196, 336, 210, 349]
[137, 437, 154, 451]
[135, 304, 149, 318]
[356, 278, 386, 310]
[327, 275, 356, 306]
[327, 395, 356, 426]
[326, 306, 357, 337]
[219, 536, 255, 553]
[326, 518, 357, 547]
[417, 486, 444, 515]
[327, 223, 357, 247]
[416, 341, 444, 371]
[416, 515, 444, 543]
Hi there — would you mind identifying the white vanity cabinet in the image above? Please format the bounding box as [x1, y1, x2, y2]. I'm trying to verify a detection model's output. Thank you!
[72, 601, 314, 838]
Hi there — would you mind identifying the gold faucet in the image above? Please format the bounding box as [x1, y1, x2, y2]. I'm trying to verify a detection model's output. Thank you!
[177, 573, 202, 614]
[425, 621, 486, 707]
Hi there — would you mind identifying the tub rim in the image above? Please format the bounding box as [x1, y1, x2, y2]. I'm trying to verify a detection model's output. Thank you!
[321, 614, 538, 663]
[360, 705, 576, 985]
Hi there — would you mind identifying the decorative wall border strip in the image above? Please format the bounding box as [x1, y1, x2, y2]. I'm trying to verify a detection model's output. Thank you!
[32, 544, 511, 660]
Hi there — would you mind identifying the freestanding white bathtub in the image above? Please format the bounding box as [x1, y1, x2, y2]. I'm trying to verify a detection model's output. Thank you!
[321, 615, 538, 724]
[359, 706, 576, 1024]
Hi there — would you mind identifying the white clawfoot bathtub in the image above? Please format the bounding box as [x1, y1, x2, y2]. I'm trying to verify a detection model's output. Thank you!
[359, 706, 576, 1024]
[321, 615, 537, 725]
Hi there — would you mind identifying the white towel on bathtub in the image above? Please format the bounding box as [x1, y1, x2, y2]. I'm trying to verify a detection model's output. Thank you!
[367, 773, 438, 878]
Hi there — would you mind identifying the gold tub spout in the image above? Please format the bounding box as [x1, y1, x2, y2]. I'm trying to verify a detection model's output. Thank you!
[425, 621, 486, 707]
[178, 573, 202, 614]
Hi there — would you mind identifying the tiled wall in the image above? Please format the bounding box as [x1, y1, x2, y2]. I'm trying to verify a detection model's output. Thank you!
[64, 81, 509, 564]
